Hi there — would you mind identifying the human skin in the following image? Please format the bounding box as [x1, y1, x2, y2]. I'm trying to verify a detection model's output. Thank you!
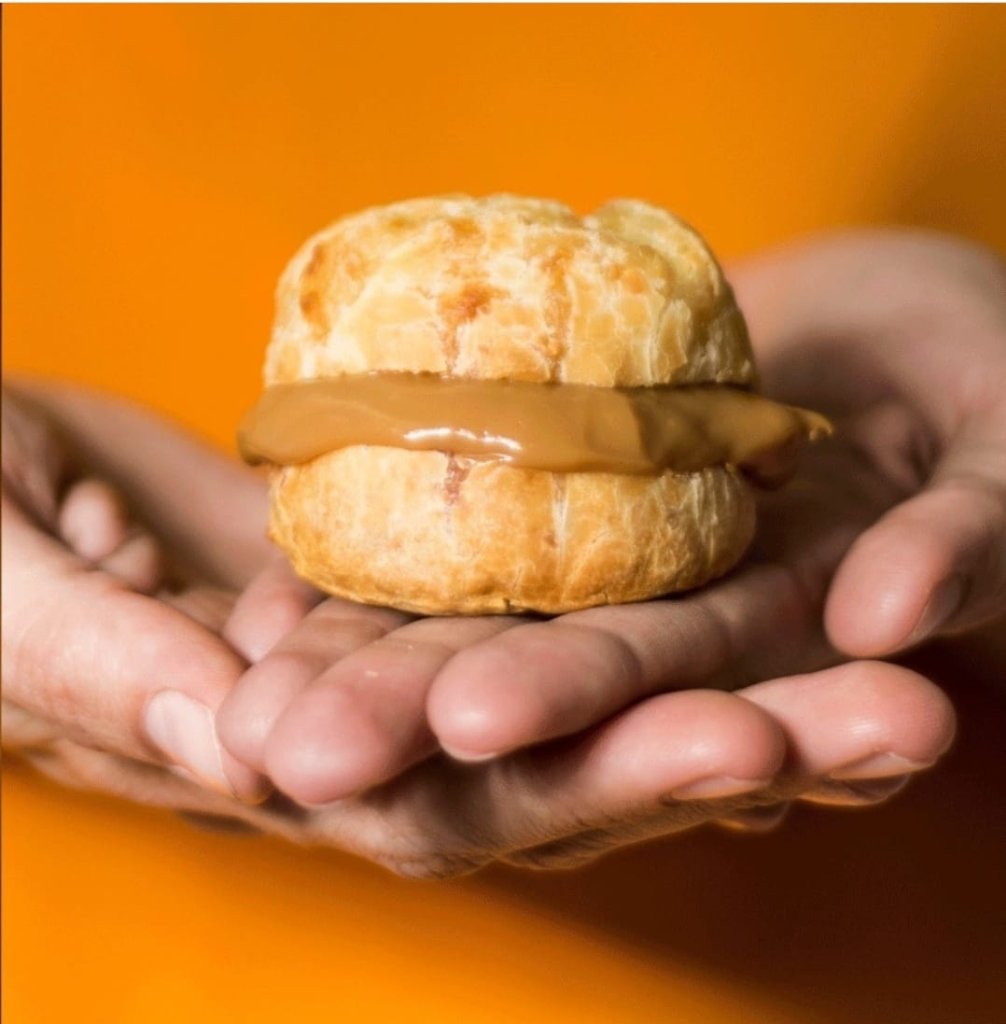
[3, 230, 1003, 875]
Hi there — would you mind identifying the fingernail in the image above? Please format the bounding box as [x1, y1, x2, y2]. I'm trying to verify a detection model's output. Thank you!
[144, 690, 236, 798]
[441, 744, 501, 764]
[839, 775, 912, 801]
[719, 803, 792, 833]
[908, 574, 965, 645]
[805, 774, 913, 806]
[669, 775, 773, 801]
[829, 752, 933, 781]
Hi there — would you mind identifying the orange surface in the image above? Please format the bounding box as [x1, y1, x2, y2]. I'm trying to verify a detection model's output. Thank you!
[3, 7, 1006, 1023]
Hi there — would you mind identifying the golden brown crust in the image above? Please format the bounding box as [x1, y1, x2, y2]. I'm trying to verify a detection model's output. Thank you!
[268, 448, 755, 615]
[267, 195, 754, 388]
[262, 196, 758, 613]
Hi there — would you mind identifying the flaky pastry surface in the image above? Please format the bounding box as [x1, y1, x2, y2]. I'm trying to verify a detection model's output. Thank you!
[262, 195, 758, 613]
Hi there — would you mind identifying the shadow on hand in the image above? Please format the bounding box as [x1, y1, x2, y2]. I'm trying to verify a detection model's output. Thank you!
[481, 642, 1006, 1024]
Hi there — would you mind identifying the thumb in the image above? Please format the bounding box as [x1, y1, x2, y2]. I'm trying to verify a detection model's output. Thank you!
[2, 497, 265, 801]
[826, 413, 1006, 655]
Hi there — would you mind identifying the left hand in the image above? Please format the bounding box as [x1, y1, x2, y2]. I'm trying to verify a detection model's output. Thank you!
[0, 383, 304, 811]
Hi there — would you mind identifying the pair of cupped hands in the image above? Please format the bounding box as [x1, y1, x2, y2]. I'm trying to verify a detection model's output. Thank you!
[4, 231, 1005, 877]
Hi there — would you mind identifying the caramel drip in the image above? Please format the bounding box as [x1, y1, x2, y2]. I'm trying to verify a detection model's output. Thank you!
[238, 373, 831, 479]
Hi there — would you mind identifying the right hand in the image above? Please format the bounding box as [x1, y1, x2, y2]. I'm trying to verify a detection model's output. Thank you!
[213, 231, 1006, 872]
[219, 556, 957, 875]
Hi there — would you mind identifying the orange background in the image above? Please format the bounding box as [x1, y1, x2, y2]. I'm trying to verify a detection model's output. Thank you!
[3, 6, 1006, 1023]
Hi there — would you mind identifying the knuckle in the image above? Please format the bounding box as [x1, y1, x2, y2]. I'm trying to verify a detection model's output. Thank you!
[568, 622, 646, 693]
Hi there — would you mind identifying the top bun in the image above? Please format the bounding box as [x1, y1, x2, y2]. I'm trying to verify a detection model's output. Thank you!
[266, 194, 755, 389]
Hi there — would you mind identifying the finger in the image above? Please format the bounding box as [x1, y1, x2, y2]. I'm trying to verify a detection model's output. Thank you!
[826, 419, 1006, 657]
[739, 661, 956, 783]
[14, 741, 315, 846]
[19, 382, 272, 587]
[1, 387, 67, 526]
[222, 557, 326, 663]
[426, 558, 832, 761]
[729, 233, 1006, 403]
[364, 689, 786, 876]
[471, 662, 949, 872]
[57, 477, 130, 561]
[58, 475, 165, 593]
[262, 615, 520, 805]
[161, 585, 237, 633]
[2, 698, 63, 750]
[2, 499, 263, 801]
[15, 739, 209, 807]
[15, 737, 260, 823]
[100, 530, 164, 594]
[492, 688, 785, 866]
[216, 598, 410, 772]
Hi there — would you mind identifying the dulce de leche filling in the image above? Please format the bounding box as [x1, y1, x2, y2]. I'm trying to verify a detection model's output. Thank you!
[238, 372, 831, 481]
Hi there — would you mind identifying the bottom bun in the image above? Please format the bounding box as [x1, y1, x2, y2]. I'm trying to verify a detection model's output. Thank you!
[267, 447, 756, 615]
